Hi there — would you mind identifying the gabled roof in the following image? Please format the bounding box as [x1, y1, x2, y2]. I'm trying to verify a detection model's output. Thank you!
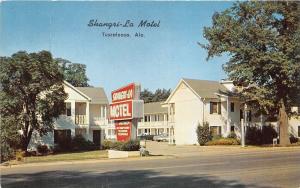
[63, 81, 91, 101]
[144, 102, 168, 114]
[183, 78, 229, 99]
[164, 78, 230, 104]
[76, 87, 109, 104]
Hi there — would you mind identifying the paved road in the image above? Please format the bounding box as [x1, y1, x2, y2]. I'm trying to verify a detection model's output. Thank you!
[1, 145, 300, 188]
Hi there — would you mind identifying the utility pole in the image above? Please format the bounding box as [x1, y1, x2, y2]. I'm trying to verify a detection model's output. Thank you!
[241, 119, 245, 147]
[241, 103, 248, 147]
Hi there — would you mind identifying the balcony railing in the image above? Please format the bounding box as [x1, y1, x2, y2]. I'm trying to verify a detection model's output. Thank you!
[75, 115, 87, 125]
[138, 121, 170, 128]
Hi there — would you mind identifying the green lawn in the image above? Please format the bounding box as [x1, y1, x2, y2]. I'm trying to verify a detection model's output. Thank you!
[24, 150, 108, 163]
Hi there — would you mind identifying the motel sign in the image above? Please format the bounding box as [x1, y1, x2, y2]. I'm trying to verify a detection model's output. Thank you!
[109, 83, 143, 141]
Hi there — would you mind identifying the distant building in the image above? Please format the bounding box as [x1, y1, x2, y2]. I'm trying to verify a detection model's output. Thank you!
[137, 102, 171, 136]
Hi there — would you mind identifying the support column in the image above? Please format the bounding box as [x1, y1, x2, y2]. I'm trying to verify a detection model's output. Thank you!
[168, 128, 171, 144]
[86, 102, 90, 125]
[226, 97, 230, 136]
[104, 106, 107, 119]
[71, 101, 76, 123]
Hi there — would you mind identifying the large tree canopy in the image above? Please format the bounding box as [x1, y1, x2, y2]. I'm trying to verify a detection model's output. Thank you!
[201, 2, 300, 146]
[56, 58, 90, 87]
[0, 51, 67, 152]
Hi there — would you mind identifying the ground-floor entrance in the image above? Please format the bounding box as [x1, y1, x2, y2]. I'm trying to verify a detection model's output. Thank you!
[93, 130, 101, 146]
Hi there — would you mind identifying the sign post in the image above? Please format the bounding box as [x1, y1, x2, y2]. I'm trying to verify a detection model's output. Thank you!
[109, 83, 143, 142]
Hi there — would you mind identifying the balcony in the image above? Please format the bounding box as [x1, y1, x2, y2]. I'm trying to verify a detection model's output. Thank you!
[75, 115, 87, 125]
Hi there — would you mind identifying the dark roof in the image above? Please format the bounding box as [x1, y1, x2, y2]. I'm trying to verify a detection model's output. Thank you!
[144, 102, 167, 114]
[182, 78, 229, 98]
[76, 87, 109, 104]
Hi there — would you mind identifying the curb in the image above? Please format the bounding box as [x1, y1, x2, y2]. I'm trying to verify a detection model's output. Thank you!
[0, 155, 174, 169]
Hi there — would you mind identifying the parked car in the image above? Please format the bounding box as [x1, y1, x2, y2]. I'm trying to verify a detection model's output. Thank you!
[138, 134, 154, 141]
[153, 133, 169, 142]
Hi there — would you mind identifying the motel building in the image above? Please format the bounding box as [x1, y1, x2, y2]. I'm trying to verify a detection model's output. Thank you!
[28, 79, 300, 150]
[162, 78, 300, 145]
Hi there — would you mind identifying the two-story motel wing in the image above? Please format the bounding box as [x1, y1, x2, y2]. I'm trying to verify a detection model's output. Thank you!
[163, 78, 300, 145]
[28, 81, 110, 150]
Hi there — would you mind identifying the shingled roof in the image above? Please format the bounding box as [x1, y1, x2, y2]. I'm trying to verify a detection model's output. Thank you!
[76, 87, 109, 104]
[144, 102, 168, 114]
[182, 78, 229, 98]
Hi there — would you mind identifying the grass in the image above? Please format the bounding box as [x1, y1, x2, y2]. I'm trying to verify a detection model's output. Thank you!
[23, 150, 107, 163]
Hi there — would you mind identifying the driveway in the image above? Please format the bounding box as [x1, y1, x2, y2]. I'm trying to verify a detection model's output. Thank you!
[146, 140, 300, 157]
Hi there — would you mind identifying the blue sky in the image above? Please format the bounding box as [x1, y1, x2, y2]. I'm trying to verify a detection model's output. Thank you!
[0, 1, 233, 95]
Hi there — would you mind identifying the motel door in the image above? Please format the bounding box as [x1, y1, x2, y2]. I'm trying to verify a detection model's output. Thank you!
[93, 130, 101, 146]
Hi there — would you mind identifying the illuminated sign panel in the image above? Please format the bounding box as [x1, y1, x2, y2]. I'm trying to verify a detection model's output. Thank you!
[109, 101, 132, 120]
[111, 83, 135, 103]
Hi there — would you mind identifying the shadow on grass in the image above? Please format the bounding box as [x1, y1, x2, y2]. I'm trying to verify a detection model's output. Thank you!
[2, 169, 273, 188]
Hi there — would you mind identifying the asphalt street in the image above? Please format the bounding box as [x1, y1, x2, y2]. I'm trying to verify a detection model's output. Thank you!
[1, 146, 300, 188]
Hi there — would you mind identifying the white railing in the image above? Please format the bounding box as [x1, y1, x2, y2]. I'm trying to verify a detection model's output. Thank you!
[75, 115, 87, 125]
[138, 121, 169, 128]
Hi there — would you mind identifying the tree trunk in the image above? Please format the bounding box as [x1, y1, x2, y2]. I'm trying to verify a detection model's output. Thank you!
[278, 101, 290, 146]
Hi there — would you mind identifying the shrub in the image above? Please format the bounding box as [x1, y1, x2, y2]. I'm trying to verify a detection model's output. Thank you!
[290, 135, 299, 144]
[15, 149, 25, 161]
[1, 144, 15, 163]
[206, 138, 240, 146]
[261, 125, 278, 144]
[102, 140, 114, 150]
[121, 140, 140, 151]
[37, 144, 49, 155]
[102, 140, 140, 151]
[246, 125, 278, 145]
[212, 135, 222, 141]
[196, 122, 211, 146]
[71, 135, 95, 151]
[227, 132, 237, 139]
[246, 126, 262, 145]
[111, 141, 124, 150]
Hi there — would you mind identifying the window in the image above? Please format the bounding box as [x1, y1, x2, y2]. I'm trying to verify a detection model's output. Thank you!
[298, 126, 300, 137]
[230, 102, 235, 112]
[144, 115, 149, 122]
[210, 126, 221, 136]
[210, 102, 221, 114]
[75, 128, 86, 137]
[66, 103, 71, 116]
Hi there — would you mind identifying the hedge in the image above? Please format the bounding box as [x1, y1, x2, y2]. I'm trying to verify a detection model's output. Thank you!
[206, 138, 240, 146]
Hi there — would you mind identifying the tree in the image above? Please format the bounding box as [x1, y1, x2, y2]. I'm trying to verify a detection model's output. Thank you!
[140, 88, 171, 103]
[201, 2, 300, 146]
[0, 51, 67, 153]
[56, 58, 90, 87]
